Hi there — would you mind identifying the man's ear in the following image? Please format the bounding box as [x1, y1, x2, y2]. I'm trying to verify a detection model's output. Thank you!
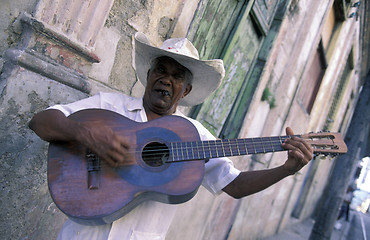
[182, 84, 192, 98]
[146, 69, 150, 78]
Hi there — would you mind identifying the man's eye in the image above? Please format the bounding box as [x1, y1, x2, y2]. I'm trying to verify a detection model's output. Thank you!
[156, 67, 165, 73]
[175, 73, 185, 80]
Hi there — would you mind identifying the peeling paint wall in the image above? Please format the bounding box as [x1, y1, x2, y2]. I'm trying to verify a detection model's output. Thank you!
[0, 0, 192, 239]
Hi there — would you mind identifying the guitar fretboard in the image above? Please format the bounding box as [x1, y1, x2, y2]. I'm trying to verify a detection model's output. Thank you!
[167, 136, 293, 162]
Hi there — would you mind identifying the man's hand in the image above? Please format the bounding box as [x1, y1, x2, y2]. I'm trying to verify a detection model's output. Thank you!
[223, 127, 314, 199]
[29, 109, 134, 167]
[78, 122, 135, 167]
[281, 127, 313, 175]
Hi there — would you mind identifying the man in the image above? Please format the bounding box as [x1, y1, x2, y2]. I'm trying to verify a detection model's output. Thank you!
[29, 32, 313, 239]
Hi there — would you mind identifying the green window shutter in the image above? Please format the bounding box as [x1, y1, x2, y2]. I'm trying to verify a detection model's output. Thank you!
[195, 13, 262, 136]
[188, 0, 246, 59]
[189, 0, 286, 138]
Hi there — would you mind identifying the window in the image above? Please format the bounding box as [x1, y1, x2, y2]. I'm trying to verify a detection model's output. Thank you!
[189, 0, 281, 138]
[299, 41, 327, 114]
[298, 3, 342, 114]
[324, 48, 354, 131]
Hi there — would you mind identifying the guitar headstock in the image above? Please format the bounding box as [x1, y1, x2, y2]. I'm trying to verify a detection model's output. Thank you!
[300, 132, 347, 156]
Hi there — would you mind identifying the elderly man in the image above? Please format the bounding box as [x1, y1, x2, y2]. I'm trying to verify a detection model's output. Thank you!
[29, 32, 313, 240]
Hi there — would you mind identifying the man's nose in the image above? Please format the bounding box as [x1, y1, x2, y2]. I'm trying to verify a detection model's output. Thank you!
[159, 75, 172, 86]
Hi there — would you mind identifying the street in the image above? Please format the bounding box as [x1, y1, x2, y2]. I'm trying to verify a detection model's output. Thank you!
[346, 211, 370, 240]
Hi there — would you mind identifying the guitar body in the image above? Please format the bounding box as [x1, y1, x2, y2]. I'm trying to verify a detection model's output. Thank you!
[47, 109, 205, 225]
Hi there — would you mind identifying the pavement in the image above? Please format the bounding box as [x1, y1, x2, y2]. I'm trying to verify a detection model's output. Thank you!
[263, 213, 353, 240]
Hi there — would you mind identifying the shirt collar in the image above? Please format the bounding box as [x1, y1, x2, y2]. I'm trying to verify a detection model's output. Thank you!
[128, 97, 185, 118]
[127, 97, 145, 112]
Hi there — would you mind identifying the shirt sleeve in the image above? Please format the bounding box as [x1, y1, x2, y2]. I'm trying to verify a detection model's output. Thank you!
[183, 118, 241, 195]
[47, 93, 103, 116]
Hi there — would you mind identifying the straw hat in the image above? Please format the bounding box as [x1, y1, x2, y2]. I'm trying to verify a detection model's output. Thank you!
[134, 32, 225, 106]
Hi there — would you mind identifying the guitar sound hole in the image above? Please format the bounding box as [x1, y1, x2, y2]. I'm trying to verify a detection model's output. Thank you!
[142, 142, 169, 167]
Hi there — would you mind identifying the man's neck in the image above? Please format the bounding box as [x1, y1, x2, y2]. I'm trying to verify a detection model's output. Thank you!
[144, 106, 176, 121]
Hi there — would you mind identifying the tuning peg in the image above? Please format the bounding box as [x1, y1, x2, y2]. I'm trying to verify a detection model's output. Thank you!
[352, 2, 360, 8]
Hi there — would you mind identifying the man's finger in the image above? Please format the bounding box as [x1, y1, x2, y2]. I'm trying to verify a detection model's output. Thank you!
[103, 155, 117, 167]
[286, 126, 294, 136]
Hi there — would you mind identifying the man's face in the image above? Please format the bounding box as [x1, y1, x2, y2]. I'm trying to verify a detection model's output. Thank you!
[143, 56, 192, 116]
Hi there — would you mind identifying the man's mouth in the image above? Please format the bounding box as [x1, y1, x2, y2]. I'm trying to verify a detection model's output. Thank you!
[156, 90, 170, 97]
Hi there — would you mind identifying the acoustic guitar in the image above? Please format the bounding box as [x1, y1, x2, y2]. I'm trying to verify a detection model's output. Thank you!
[47, 109, 347, 225]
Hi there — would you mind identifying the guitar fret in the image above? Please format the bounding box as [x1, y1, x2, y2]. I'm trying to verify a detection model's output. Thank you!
[196, 141, 201, 159]
[278, 136, 284, 145]
[217, 140, 225, 157]
[181, 142, 185, 160]
[188, 142, 192, 160]
[269, 137, 275, 152]
[185, 142, 190, 160]
[257, 138, 264, 153]
[223, 140, 232, 157]
[251, 138, 257, 154]
[221, 140, 226, 157]
[243, 139, 249, 155]
[177, 142, 181, 161]
[228, 139, 233, 156]
[277, 136, 286, 151]
[188, 142, 195, 160]
[236, 139, 245, 155]
[228, 139, 239, 157]
[172, 142, 175, 161]
[235, 139, 241, 156]
[274, 136, 283, 151]
[171, 142, 176, 162]
[175, 142, 179, 160]
[254, 138, 261, 154]
[244, 138, 252, 155]
[260, 137, 266, 153]
[190, 141, 194, 160]
[170, 143, 175, 162]
[207, 141, 213, 158]
[201, 142, 206, 159]
[214, 140, 220, 158]
[210, 141, 215, 158]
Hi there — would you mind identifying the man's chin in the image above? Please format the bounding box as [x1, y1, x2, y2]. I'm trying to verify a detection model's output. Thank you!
[150, 101, 172, 114]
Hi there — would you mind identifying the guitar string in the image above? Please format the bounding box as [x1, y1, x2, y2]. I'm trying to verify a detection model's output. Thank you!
[86, 137, 290, 165]
[135, 136, 334, 159]
[137, 134, 335, 155]
[129, 136, 292, 157]
[87, 135, 335, 164]
[92, 141, 288, 166]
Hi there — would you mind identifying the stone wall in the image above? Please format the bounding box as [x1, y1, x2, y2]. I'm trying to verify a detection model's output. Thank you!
[0, 1, 194, 239]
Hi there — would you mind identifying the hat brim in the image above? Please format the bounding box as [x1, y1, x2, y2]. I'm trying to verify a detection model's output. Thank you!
[134, 32, 225, 106]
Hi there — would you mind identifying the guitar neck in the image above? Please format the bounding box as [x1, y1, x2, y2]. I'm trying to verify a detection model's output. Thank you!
[168, 136, 291, 162]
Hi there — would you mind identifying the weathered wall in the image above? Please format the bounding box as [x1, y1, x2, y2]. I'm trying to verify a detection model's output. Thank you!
[0, 69, 87, 239]
[225, 0, 362, 238]
[0, 0, 193, 239]
[0, 1, 35, 72]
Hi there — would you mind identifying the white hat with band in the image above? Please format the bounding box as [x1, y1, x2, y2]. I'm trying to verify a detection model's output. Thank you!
[134, 32, 225, 106]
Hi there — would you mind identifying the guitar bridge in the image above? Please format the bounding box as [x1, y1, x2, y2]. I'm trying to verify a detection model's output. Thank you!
[86, 150, 100, 190]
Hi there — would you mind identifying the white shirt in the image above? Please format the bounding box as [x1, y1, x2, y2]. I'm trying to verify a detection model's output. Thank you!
[51, 92, 240, 240]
